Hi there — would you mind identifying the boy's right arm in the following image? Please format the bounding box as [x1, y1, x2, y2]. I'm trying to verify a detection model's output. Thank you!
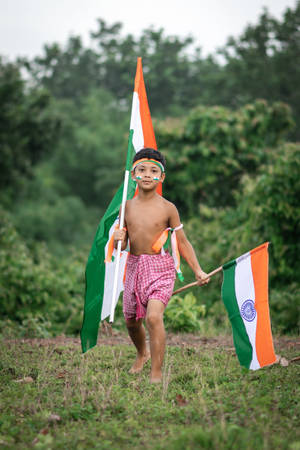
[168, 203, 210, 285]
[114, 228, 128, 251]
[114, 204, 128, 251]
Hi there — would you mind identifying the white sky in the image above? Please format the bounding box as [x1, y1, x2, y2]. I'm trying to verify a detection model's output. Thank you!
[0, 0, 297, 60]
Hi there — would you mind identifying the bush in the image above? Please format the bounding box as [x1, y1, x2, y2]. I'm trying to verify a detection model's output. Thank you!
[179, 142, 300, 334]
[270, 285, 300, 334]
[164, 293, 206, 332]
[0, 315, 52, 339]
[0, 208, 85, 337]
[236, 143, 300, 284]
[159, 100, 294, 215]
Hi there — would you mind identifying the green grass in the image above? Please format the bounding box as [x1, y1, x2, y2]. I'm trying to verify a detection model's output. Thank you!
[0, 336, 299, 449]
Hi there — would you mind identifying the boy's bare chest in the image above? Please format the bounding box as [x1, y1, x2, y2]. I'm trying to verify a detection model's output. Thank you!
[126, 201, 169, 235]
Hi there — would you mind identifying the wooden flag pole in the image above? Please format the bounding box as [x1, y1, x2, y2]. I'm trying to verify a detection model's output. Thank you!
[172, 265, 223, 296]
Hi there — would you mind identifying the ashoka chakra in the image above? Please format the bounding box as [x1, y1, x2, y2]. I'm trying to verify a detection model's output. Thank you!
[240, 299, 256, 322]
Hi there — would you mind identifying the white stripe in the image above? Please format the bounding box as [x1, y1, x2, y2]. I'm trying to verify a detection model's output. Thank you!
[235, 253, 260, 370]
[171, 231, 179, 270]
[130, 92, 144, 152]
[109, 170, 130, 322]
[101, 219, 128, 320]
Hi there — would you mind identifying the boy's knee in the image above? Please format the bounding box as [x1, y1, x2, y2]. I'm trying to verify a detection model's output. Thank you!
[126, 318, 141, 331]
[146, 312, 162, 329]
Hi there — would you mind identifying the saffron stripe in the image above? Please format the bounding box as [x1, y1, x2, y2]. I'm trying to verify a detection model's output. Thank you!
[250, 243, 276, 367]
[134, 57, 161, 195]
[135, 58, 157, 150]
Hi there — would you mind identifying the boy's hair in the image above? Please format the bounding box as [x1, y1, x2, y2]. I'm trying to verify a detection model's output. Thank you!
[132, 148, 166, 170]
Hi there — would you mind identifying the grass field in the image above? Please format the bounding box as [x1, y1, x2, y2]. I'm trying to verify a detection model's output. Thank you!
[0, 333, 299, 449]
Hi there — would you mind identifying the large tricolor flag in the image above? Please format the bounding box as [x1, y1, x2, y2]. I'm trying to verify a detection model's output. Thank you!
[221, 242, 276, 370]
[80, 58, 157, 353]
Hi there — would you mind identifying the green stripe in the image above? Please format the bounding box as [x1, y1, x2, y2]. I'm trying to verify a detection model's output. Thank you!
[223, 258, 236, 271]
[80, 133, 136, 353]
[221, 262, 253, 369]
[125, 130, 134, 171]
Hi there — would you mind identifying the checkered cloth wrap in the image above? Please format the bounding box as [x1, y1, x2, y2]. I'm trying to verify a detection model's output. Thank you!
[123, 252, 176, 321]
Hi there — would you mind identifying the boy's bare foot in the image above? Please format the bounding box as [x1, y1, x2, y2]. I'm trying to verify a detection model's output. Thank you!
[129, 351, 150, 374]
[150, 370, 162, 383]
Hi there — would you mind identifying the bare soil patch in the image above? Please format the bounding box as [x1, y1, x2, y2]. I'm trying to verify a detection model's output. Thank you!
[5, 325, 299, 354]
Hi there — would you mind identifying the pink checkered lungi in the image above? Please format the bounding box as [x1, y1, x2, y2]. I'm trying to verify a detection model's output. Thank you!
[123, 252, 176, 321]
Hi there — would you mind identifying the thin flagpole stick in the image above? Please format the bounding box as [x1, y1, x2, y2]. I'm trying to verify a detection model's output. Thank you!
[172, 265, 223, 296]
[109, 131, 134, 322]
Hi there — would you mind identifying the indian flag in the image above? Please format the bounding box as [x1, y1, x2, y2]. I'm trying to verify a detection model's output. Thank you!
[80, 57, 157, 353]
[221, 242, 276, 370]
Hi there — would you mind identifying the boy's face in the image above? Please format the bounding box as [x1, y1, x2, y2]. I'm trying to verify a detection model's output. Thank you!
[131, 162, 165, 190]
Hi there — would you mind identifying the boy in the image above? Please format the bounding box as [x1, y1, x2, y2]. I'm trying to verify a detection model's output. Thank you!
[114, 148, 209, 383]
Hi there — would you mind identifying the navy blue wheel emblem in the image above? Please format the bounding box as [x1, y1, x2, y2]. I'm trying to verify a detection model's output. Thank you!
[240, 299, 256, 322]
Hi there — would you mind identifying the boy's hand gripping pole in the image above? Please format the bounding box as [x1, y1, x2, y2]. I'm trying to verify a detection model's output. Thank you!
[109, 130, 134, 323]
[172, 266, 222, 296]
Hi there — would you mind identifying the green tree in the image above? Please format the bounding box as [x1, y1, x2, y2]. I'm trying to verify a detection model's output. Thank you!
[51, 88, 129, 207]
[184, 142, 300, 333]
[0, 207, 85, 335]
[9, 88, 128, 251]
[234, 142, 300, 285]
[159, 100, 294, 216]
[22, 3, 300, 134]
[0, 58, 59, 203]
[221, 2, 300, 138]
[25, 20, 221, 117]
[24, 36, 101, 102]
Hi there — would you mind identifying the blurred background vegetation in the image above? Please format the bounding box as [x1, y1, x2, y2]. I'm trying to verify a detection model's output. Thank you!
[0, 4, 299, 337]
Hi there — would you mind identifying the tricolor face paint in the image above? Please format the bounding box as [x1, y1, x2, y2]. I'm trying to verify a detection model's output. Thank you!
[131, 160, 166, 191]
[135, 174, 160, 182]
[132, 160, 164, 184]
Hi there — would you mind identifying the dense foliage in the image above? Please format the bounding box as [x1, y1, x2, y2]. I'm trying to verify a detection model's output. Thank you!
[160, 100, 294, 213]
[0, 3, 299, 336]
[220, 3, 300, 140]
[180, 141, 300, 333]
[23, 3, 300, 137]
[0, 58, 59, 205]
[164, 293, 206, 332]
[0, 208, 85, 336]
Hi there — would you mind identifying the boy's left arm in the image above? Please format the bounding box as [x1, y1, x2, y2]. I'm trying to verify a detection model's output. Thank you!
[169, 204, 210, 285]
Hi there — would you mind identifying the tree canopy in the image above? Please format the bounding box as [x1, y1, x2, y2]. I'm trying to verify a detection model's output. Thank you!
[22, 3, 300, 137]
[0, 58, 59, 204]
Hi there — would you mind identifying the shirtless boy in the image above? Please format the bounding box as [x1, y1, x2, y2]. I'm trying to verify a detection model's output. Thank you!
[114, 148, 209, 383]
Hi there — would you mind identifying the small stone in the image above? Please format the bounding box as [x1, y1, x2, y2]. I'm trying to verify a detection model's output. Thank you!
[280, 357, 289, 367]
[48, 414, 61, 422]
[275, 354, 281, 364]
[14, 376, 34, 383]
[176, 394, 189, 406]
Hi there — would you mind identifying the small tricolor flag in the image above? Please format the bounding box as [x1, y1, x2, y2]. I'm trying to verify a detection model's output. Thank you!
[221, 242, 276, 370]
[80, 58, 158, 353]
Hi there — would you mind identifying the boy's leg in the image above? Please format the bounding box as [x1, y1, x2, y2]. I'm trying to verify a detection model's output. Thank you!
[126, 318, 150, 373]
[146, 299, 166, 383]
